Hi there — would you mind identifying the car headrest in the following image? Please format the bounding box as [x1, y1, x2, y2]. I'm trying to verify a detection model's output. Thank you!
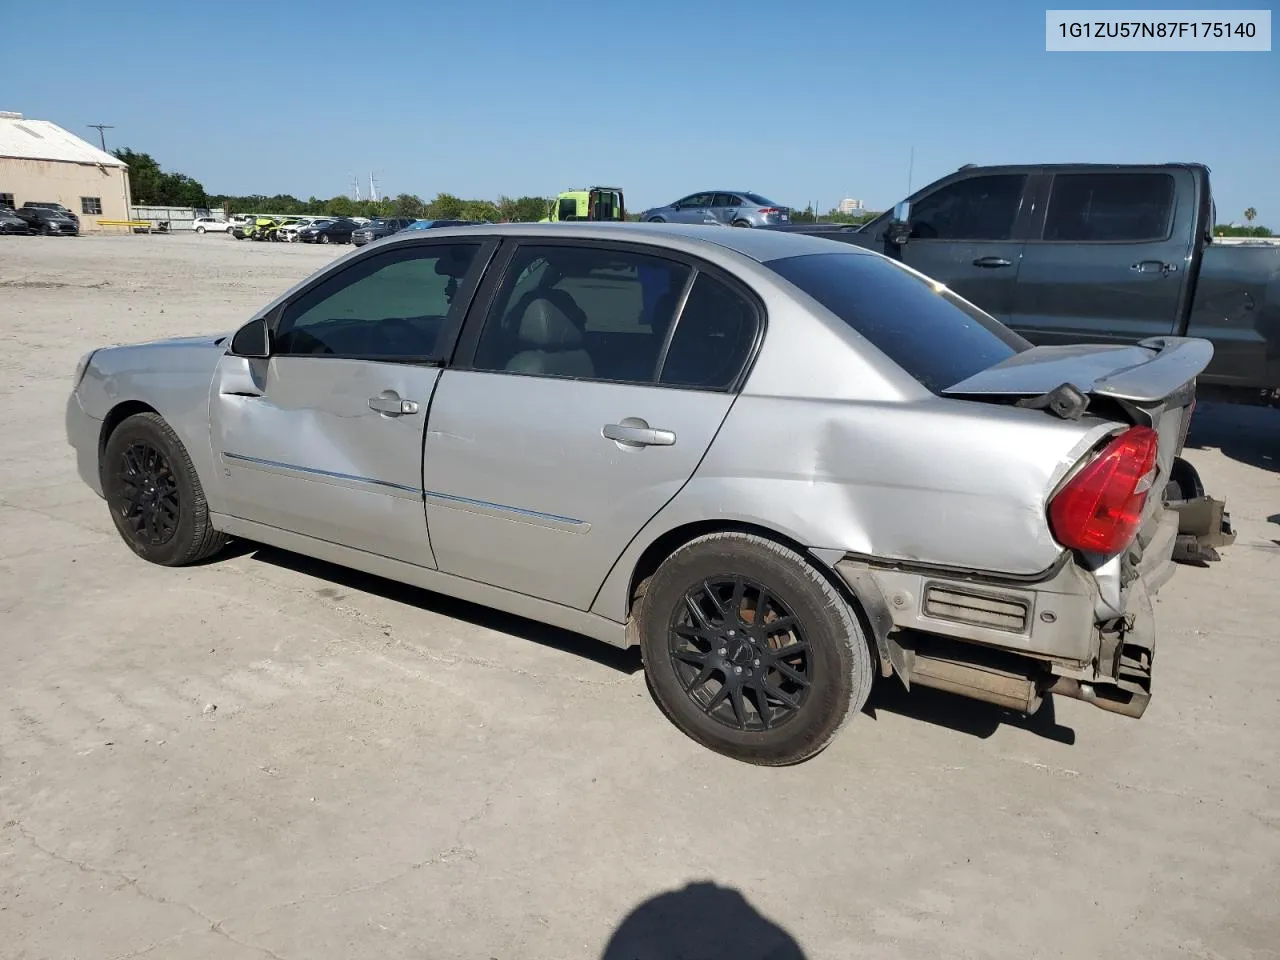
[518, 298, 584, 348]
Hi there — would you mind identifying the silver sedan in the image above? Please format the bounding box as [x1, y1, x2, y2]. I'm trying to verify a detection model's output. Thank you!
[65, 222, 1224, 764]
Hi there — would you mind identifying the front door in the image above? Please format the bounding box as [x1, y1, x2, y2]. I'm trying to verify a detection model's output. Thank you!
[209, 238, 493, 568]
[892, 171, 1031, 323]
[423, 240, 762, 611]
[1008, 169, 1195, 346]
[671, 192, 716, 225]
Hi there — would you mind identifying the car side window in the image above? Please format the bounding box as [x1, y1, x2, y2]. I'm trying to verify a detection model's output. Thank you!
[1042, 172, 1175, 242]
[908, 174, 1027, 241]
[678, 193, 713, 209]
[713, 193, 741, 208]
[660, 272, 760, 390]
[471, 244, 690, 383]
[274, 243, 481, 360]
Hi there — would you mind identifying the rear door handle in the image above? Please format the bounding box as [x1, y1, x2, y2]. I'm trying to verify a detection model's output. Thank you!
[603, 421, 676, 447]
[369, 396, 419, 416]
[1132, 260, 1177, 275]
[972, 256, 1012, 268]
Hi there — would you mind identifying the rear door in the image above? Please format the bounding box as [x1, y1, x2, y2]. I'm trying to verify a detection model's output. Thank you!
[888, 171, 1032, 323]
[1009, 168, 1197, 345]
[710, 193, 744, 225]
[422, 239, 762, 610]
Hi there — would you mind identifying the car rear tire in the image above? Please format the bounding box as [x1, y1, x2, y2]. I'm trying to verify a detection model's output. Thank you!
[648, 216, 666, 223]
[732, 219, 751, 228]
[102, 412, 229, 567]
[638, 532, 873, 765]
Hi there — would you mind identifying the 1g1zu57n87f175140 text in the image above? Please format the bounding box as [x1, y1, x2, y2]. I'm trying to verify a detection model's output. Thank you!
[1045, 9, 1271, 51]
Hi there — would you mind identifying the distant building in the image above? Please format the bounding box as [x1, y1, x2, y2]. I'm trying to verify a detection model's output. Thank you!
[838, 198, 864, 214]
[0, 111, 132, 231]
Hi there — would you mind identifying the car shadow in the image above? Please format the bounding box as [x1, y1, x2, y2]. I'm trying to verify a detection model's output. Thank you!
[1184, 401, 1280, 473]
[602, 881, 806, 959]
[240, 544, 644, 676]
[864, 676, 1077, 745]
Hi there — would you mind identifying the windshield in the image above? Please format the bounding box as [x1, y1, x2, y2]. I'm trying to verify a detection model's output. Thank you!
[766, 252, 1030, 394]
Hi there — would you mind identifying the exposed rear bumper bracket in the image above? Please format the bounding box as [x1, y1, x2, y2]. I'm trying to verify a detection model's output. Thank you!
[1167, 496, 1236, 563]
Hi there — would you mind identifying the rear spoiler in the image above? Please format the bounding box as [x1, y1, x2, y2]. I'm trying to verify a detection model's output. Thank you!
[943, 337, 1214, 405]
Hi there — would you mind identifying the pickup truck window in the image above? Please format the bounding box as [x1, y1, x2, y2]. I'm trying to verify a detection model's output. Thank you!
[909, 174, 1026, 241]
[767, 252, 1029, 394]
[1042, 172, 1175, 242]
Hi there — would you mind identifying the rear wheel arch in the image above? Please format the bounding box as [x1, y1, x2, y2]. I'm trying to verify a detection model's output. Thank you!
[623, 520, 878, 655]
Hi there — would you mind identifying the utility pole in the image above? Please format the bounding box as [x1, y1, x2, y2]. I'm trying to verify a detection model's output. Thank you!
[88, 123, 114, 151]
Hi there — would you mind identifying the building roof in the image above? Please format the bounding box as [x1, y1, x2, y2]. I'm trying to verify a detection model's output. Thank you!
[0, 112, 127, 167]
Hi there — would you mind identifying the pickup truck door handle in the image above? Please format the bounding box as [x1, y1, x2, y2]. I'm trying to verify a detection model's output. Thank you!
[602, 421, 676, 447]
[972, 256, 1013, 268]
[1131, 260, 1178, 275]
[369, 396, 419, 416]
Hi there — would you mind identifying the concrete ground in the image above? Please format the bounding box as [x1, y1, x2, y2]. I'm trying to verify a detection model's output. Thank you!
[1, 233, 1277, 960]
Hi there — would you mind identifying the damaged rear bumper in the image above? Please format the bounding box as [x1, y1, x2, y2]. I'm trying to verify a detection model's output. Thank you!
[834, 552, 1160, 721]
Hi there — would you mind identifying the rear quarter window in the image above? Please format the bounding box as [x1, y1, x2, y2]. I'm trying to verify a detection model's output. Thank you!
[766, 252, 1029, 394]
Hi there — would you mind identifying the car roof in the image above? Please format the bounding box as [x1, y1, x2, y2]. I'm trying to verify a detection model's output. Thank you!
[377, 221, 870, 264]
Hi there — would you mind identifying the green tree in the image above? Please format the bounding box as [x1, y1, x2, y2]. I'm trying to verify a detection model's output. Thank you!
[113, 148, 208, 207]
[324, 195, 356, 217]
[392, 193, 425, 217]
[460, 200, 501, 223]
[497, 195, 551, 222]
[1244, 207, 1257, 223]
[423, 192, 464, 219]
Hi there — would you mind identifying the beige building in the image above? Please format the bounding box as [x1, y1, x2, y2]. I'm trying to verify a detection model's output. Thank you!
[0, 111, 132, 233]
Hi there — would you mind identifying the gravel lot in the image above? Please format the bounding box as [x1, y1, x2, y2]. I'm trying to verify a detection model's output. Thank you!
[2, 233, 1278, 960]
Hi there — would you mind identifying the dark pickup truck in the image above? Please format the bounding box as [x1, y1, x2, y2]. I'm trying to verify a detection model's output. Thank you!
[784, 163, 1280, 408]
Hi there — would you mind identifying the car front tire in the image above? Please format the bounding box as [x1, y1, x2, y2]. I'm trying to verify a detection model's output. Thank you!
[196, 226, 206, 234]
[638, 532, 873, 765]
[102, 412, 229, 567]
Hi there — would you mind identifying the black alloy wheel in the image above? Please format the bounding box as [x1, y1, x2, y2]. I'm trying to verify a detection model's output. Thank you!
[668, 576, 812, 733]
[102, 412, 228, 566]
[639, 532, 873, 765]
[115, 440, 180, 546]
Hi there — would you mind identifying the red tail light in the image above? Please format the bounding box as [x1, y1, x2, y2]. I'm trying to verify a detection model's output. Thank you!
[757, 207, 781, 215]
[1048, 426, 1159, 555]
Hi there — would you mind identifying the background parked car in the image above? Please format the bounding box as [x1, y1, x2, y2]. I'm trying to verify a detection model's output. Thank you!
[398, 218, 482, 233]
[278, 217, 326, 242]
[641, 191, 792, 227]
[298, 218, 358, 244]
[191, 216, 231, 234]
[17, 206, 79, 235]
[0, 204, 31, 234]
[22, 201, 80, 231]
[231, 216, 278, 241]
[351, 217, 418, 246]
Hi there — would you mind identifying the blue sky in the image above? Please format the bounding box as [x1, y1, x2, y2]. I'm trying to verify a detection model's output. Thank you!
[3, 0, 1276, 221]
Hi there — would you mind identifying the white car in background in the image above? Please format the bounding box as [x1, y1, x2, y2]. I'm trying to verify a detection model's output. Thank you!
[191, 216, 232, 235]
[279, 217, 326, 242]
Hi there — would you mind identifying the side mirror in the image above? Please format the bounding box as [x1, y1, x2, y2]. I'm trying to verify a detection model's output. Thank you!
[230, 317, 271, 358]
[886, 200, 912, 245]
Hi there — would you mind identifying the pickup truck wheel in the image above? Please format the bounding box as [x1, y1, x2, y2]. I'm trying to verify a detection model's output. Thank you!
[102, 413, 228, 567]
[639, 532, 872, 765]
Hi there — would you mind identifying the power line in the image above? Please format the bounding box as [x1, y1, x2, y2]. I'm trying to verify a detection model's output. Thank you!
[88, 124, 114, 151]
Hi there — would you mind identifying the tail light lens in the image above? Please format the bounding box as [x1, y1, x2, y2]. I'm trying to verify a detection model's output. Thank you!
[757, 207, 781, 215]
[1048, 426, 1159, 555]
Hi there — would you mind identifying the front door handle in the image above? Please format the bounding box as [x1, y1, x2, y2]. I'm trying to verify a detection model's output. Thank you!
[1131, 260, 1177, 275]
[603, 420, 676, 447]
[369, 396, 419, 416]
[972, 256, 1012, 268]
